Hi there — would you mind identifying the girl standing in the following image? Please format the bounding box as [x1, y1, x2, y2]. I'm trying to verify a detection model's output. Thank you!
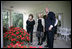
[36, 13, 45, 45]
[26, 14, 35, 45]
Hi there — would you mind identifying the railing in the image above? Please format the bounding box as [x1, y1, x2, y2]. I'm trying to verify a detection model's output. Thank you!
[57, 27, 71, 41]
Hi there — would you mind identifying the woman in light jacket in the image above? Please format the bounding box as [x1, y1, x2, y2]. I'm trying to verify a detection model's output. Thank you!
[36, 13, 45, 45]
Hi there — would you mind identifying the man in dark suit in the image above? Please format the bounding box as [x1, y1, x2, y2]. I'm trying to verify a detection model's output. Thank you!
[44, 8, 55, 48]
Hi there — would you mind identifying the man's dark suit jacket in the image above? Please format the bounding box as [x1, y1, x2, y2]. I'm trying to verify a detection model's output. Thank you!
[45, 12, 55, 31]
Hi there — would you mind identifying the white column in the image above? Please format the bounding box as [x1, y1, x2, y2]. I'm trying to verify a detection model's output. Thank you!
[8, 10, 10, 27]
[8, 10, 13, 27]
[23, 13, 24, 29]
[1, 2, 3, 48]
[23, 13, 28, 31]
[8, 10, 11, 27]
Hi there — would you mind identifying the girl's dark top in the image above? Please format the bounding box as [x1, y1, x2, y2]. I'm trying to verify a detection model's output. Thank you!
[37, 19, 43, 32]
[26, 20, 35, 33]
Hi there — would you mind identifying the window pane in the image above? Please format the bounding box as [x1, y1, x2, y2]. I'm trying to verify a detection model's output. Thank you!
[3, 10, 9, 33]
[2, 10, 9, 29]
[12, 12, 23, 28]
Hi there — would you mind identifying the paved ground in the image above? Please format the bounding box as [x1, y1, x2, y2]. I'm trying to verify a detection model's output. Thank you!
[30, 32, 71, 48]
[4, 32, 71, 48]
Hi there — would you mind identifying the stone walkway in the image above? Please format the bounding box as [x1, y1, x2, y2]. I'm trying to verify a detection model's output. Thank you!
[3, 32, 71, 48]
[30, 32, 71, 48]
[29, 32, 47, 48]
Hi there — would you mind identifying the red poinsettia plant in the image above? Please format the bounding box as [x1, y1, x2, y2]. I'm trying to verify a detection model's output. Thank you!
[3, 26, 43, 48]
[3, 26, 30, 45]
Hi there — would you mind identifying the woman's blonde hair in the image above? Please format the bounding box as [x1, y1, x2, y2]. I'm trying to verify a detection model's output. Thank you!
[37, 13, 43, 19]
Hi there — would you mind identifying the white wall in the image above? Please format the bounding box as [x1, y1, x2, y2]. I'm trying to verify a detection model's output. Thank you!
[1, 2, 3, 48]
[2, 1, 71, 32]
